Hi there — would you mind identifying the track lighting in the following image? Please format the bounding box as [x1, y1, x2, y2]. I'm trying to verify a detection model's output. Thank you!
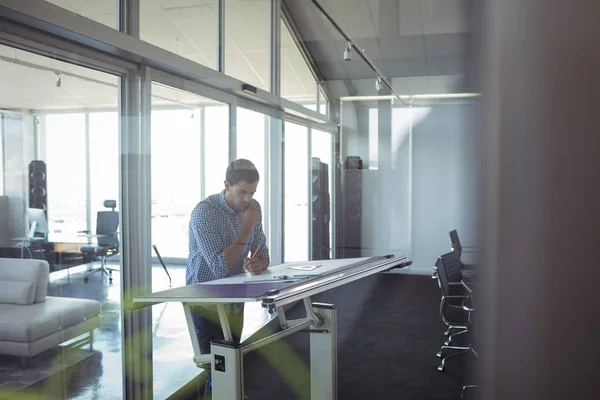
[55, 73, 61, 88]
[375, 77, 383, 92]
[343, 42, 352, 61]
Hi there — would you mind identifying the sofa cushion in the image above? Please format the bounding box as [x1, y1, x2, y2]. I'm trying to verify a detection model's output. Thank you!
[0, 258, 49, 302]
[0, 280, 36, 305]
[0, 296, 101, 342]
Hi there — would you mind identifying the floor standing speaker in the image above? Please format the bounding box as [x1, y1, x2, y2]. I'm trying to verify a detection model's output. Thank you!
[337, 156, 363, 258]
[311, 158, 330, 260]
[29, 160, 47, 216]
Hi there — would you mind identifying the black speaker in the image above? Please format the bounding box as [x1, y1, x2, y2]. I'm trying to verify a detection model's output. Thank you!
[311, 158, 330, 260]
[337, 156, 362, 258]
[29, 160, 47, 215]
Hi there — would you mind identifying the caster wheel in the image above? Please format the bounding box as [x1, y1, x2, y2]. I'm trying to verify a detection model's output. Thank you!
[438, 364, 445, 372]
[109, 278, 113, 283]
[436, 351, 443, 358]
[84, 277, 89, 282]
[109, 271, 113, 276]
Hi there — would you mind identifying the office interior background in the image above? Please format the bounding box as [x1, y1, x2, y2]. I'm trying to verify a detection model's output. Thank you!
[0, 0, 472, 398]
[1, 0, 598, 399]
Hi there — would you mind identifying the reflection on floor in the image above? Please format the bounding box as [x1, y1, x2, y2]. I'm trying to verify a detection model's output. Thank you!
[2, 261, 272, 400]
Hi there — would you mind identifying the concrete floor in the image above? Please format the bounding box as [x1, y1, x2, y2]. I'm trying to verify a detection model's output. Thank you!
[20, 261, 273, 400]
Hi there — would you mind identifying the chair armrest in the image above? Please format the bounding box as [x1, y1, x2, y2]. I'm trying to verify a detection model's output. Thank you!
[461, 280, 473, 293]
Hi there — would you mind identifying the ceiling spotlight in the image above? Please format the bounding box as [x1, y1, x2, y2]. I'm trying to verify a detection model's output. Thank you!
[375, 77, 383, 92]
[343, 42, 352, 61]
[55, 73, 62, 88]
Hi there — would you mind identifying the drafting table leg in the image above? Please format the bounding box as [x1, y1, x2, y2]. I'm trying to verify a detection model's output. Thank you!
[182, 303, 212, 368]
[211, 340, 243, 400]
[217, 304, 233, 341]
[310, 303, 337, 400]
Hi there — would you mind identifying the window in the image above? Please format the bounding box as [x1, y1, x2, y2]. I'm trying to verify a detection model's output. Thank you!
[236, 108, 266, 208]
[140, 0, 218, 69]
[311, 129, 333, 259]
[44, 113, 87, 234]
[225, 0, 270, 90]
[89, 112, 119, 233]
[151, 107, 201, 259]
[281, 16, 318, 109]
[284, 122, 308, 261]
[204, 105, 230, 197]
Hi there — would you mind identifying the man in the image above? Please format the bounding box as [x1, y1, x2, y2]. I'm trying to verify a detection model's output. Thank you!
[186, 158, 269, 399]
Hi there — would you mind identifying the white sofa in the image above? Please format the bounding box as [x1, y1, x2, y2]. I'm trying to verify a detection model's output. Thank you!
[0, 258, 102, 358]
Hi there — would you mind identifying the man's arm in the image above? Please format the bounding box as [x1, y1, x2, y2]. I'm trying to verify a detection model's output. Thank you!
[191, 204, 255, 279]
[243, 202, 270, 275]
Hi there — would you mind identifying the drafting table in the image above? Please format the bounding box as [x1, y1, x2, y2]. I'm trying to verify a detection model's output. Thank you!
[133, 255, 411, 400]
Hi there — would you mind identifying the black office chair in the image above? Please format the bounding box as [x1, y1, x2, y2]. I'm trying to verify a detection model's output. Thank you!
[449, 229, 477, 281]
[435, 250, 477, 372]
[80, 200, 119, 283]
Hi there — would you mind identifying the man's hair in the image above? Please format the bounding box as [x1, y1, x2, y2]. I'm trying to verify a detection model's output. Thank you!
[226, 159, 259, 185]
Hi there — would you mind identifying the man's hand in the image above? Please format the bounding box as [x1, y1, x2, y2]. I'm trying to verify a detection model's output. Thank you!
[242, 203, 261, 229]
[244, 256, 267, 275]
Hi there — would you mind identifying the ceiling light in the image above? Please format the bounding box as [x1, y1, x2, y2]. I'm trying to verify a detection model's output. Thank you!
[343, 42, 352, 61]
[55, 73, 61, 88]
[375, 77, 383, 92]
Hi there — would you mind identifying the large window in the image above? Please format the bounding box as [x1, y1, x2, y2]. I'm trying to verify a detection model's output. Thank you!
[140, 0, 217, 69]
[44, 113, 87, 234]
[283, 122, 309, 261]
[311, 129, 333, 259]
[151, 84, 230, 259]
[225, 0, 270, 90]
[204, 105, 230, 197]
[281, 17, 317, 109]
[236, 108, 266, 209]
[89, 112, 119, 233]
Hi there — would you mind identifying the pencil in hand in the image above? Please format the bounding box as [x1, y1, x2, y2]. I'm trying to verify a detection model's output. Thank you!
[251, 244, 261, 259]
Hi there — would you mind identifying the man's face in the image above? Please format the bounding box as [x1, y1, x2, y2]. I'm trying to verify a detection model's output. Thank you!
[224, 180, 258, 212]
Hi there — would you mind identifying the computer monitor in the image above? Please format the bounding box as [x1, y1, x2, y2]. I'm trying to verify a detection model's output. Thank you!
[26, 208, 48, 239]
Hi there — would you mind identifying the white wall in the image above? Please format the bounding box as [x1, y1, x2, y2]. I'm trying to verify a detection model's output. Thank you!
[340, 102, 478, 272]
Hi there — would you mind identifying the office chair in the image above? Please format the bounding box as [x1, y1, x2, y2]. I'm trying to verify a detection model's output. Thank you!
[449, 229, 477, 281]
[435, 250, 477, 372]
[80, 200, 119, 283]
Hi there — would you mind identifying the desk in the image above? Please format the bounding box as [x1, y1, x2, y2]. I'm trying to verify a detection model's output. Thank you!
[1, 234, 91, 272]
[133, 255, 411, 400]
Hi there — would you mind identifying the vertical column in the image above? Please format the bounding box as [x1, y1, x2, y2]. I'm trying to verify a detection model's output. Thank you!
[211, 341, 243, 400]
[377, 98, 392, 255]
[217, 0, 225, 73]
[480, 0, 600, 399]
[84, 113, 92, 233]
[270, 0, 281, 96]
[310, 303, 337, 400]
[120, 65, 153, 399]
[119, 0, 140, 38]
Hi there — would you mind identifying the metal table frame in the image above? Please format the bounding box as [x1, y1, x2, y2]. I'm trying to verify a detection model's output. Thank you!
[133, 255, 410, 400]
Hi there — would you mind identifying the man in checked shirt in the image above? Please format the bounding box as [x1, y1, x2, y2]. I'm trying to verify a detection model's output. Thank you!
[186, 158, 269, 399]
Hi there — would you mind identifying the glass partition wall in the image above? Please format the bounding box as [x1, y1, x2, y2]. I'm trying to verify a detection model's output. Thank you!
[0, 1, 337, 399]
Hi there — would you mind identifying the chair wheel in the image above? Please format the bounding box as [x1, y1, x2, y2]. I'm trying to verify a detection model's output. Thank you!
[109, 271, 112, 275]
[109, 278, 113, 283]
[436, 351, 443, 358]
[84, 277, 89, 282]
[438, 364, 445, 372]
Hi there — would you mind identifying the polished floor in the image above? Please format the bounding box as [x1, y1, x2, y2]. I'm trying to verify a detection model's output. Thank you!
[4, 262, 473, 400]
[10, 261, 272, 400]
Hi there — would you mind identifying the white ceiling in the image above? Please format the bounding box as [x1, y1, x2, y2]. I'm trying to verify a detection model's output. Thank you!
[0, 0, 468, 111]
[11, 0, 317, 108]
